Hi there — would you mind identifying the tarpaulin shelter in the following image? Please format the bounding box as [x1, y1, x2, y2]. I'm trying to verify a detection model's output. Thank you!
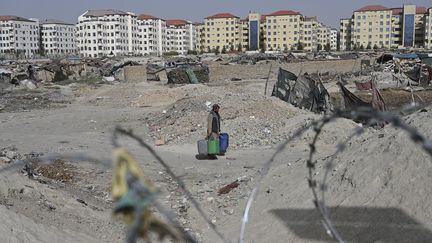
[272, 68, 330, 113]
[338, 81, 387, 125]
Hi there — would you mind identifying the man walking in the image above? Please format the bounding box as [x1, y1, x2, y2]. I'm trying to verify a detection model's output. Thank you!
[207, 104, 221, 159]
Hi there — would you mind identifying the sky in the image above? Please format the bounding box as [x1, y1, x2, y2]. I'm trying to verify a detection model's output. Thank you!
[1, 0, 431, 28]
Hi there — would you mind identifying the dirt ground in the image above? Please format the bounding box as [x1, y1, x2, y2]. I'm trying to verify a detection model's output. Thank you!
[1, 62, 432, 243]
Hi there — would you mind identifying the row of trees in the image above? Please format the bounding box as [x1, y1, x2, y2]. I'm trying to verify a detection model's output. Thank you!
[351, 43, 385, 51]
[200, 41, 332, 55]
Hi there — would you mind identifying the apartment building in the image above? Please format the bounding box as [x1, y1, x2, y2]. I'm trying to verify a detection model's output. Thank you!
[340, 5, 432, 50]
[76, 9, 138, 58]
[316, 22, 332, 51]
[0, 16, 39, 58]
[137, 14, 166, 56]
[165, 19, 194, 54]
[203, 13, 241, 52]
[194, 22, 205, 52]
[330, 29, 338, 50]
[300, 17, 317, 51]
[339, 19, 352, 50]
[40, 19, 76, 57]
[426, 8, 432, 49]
[264, 10, 301, 51]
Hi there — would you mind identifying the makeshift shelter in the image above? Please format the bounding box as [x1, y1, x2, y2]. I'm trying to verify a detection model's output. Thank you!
[166, 64, 209, 84]
[338, 81, 387, 125]
[376, 54, 393, 64]
[272, 68, 330, 113]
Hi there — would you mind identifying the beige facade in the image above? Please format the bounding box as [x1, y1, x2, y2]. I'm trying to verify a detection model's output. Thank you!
[352, 7, 393, 49]
[300, 17, 317, 51]
[426, 9, 432, 49]
[339, 19, 352, 50]
[203, 13, 241, 53]
[264, 10, 301, 51]
[239, 19, 248, 51]
[341, 5, 432, 50]
[194, 23, 204, 52]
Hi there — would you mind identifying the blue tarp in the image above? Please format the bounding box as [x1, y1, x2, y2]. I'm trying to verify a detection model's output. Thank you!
[393, 53, 418, 59]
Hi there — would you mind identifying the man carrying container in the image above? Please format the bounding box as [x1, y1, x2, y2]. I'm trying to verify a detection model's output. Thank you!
[207, 104, 221, 159]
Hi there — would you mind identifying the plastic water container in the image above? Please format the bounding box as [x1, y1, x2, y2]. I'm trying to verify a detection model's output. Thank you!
[197, 139, 208, 155]
[208, 138, 220, 155]
[219, 133, 229, 153]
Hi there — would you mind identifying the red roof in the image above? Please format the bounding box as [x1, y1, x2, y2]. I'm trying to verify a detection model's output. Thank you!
[243, 15, 267, 23]
[391, 6, 428, 15]
[205, 13, 239, 19]
[391, 8, 403, 15]
[193, 22, 203, 26]
[267, 10, 300, 16]
[166, 19, 188, 26]
[137, 14, 160, 20]
[0, 15, 33, 22]
[355, 5, 389, 12]
[416, 6, 427, 14]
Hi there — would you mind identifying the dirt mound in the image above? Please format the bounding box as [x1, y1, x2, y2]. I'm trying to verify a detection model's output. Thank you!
[144, 83, 316, 148]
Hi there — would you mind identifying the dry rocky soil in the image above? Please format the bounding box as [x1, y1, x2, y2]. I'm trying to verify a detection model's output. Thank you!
[1, 62, 432, 242]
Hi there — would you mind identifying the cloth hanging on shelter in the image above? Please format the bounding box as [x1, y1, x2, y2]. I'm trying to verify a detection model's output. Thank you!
[355, 80, 373, 90]
[404, 66, 421, 82]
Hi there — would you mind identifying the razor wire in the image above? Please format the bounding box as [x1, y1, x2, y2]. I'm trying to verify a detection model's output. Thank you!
[112, 126, 230, 243]
[1, 106, 432, 243]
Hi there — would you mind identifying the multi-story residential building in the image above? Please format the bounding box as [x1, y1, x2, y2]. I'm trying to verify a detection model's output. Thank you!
[165, 19, 195, 54]
[300, 16, 318, 51]
[264, 10, 301, 51]
[244, 13, 265, 52]
[40, 19, 76, 57]
[330, 29, 338, 50]
[239, 18, 249, 51]
[203, 13, 241, 53]
[76, 9, 138, 58]
[137, 14, 166, 56]
[0, 16, 39, 58]
[316, 22, 332, 51]
[426, 8, 432, 49]
[339, 18, 352, 50]
[194, 22, 204, 52]
[340, 5, 432, 50]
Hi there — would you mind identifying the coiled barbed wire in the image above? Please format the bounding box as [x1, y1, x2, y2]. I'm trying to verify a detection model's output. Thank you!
[112, 126, 230, 243]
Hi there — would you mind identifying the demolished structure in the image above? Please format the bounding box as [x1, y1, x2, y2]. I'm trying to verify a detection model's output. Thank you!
[272, 68, 330, 113]
[167, 64, 209, 84]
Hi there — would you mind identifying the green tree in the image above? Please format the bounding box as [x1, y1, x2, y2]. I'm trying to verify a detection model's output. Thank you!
[207, 47, 211, 53]
[237, 43, 242, 52]
[359, 44, 365, 50]
[297, 41, 304, 51]
[230, 44, 235, 52]
[324, 43, 331, 52]
[215, 46, 220, 55]
[373, 44, 379, 50]
[221, 46, 227, 54]
[317, 44, 322, 51]
[366, 43, 372, 50]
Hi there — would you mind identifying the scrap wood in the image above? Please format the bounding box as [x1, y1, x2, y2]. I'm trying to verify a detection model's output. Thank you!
[218, 180, 240, 195]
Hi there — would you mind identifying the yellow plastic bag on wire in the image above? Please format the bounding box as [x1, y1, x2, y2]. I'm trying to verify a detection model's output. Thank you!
[111, 148, 182, 242]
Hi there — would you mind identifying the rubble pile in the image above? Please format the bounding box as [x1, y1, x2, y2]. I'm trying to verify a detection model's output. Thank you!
[144, 84, 357, 149]
[167, 64, 210, 84]
[0, 88, 71, 112]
